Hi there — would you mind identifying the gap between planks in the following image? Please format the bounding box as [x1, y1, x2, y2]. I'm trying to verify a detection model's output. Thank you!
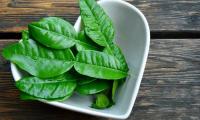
[1, 31, 200, 39]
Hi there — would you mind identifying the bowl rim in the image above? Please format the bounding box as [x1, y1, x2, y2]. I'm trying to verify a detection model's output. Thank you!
[11, 0, 150, 119]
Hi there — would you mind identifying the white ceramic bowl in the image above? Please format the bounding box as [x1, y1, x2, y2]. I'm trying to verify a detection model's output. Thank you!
[11, 0, 150, 119]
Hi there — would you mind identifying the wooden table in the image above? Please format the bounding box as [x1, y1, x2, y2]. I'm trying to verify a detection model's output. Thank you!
[0, 0, 199, 120]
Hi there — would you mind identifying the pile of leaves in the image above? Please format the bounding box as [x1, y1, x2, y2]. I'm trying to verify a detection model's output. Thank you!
[2, 0, 129, 109]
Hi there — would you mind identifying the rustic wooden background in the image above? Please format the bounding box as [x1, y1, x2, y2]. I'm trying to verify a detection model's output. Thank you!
[0, 0, 200, 120]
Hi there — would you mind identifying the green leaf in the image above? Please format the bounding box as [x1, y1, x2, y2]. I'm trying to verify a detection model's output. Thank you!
[104, 43, 129, 102]
[69, 70, 97, 85]
[75, 31, 101, 51]
[78, 77, 97, 85]
[76, 80, 110, 95]
[91, 93, 110, 109]
[28, 17, 76, 49]
[104, 43, 129, 72]
[16, 73, 77, 99]
[2, 33, 74, 78]
[79, 0, 114, 46]
[20, 92, 72, 102]
[74, 50, 128, 79]
[22, 30, 29, 41]
[111, 80, 118, 102]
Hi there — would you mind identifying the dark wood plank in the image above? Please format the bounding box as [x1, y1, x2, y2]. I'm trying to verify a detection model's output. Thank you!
[0, 39, 200, 120]
[0, 0, 200, 32]
[131, 38, 200, 120]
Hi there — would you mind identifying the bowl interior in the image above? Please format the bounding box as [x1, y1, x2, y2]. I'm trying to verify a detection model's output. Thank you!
[11, 0, 150, 119]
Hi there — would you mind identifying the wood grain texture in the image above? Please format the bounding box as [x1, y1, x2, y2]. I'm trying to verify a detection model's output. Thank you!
[0, 0, 200, 32]
[0, 39, 199, 120]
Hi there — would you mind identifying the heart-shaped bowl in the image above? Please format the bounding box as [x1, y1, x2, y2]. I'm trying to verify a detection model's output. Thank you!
[11, 0, 150, 119]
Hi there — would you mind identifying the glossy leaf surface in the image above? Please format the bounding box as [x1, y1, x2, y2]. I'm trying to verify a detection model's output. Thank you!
[2, 35, 74, 78]
[74, 50, 128, 79]
[104, 43, 128, 72]
[76, 80, 109, 95]
[29, 17, 76, 49]
[16, 74, 77, 99]
[79, 0, 114, 46]
[91, 93, 110, 109]
[75, 31, 100, 51]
